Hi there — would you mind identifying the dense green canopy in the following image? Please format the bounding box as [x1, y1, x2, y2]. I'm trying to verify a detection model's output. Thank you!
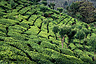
[0, 0, 96, 64]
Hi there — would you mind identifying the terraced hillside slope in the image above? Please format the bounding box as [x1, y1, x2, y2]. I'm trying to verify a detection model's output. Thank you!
[0, 0, 96, 64]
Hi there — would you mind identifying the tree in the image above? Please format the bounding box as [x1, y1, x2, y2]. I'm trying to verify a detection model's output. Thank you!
[57, 7, 63, 13]
[75, 30, 86, 45]
[59, 25, 72, 48]
[57, 7, 63, 16]
[31, 0, 40, 2]
[10, 0, 15, 9]
[49, 3, 55, 9]
[63, 1, 68, 8]
[31, 0, 41, 5]
[89, 35, 96, 61]
[81, 28, 91, 38]
[41, 1, 47, 6]
[67, 29, 77, 43]
[52, 25, 72, 48]
[52, 25, 77, 48]
[67, 1, 96, 23]
[52, 25, 60, 40]
[64, 1, 68, 6]
[41, 0, 47, 6]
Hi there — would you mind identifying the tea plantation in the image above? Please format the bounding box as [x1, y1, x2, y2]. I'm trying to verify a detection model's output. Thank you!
[0, 0, 96, 64]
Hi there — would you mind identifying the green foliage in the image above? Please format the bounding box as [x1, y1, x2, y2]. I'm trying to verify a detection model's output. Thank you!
[67, 1, 96, 23]
[60, 48, 74, 56]
[75, 30, 85, 40]
[80, 55, 93, 63]
[0, 31, 6, 36]
[44, 11, 53, 17]
[34, 18, 42, 27]
[38, 31, 48, 38]
[8, 32, 28, 40]
[29, 0, 40, 5]
[0, 19, 19, 26]
[64, 1, 68, 6]
[40, 5, 50, 12]
[81, 28, 90, 37]
[25, 26, 40, 35]
[69, 2, 79, 11]
[49, 3, 55, 9]
[75, 44, 84, 50]
[52, 25, 59, 34]
[51, 10, 60, 14]
[0, 0, 96, 64]
[88, 34, 96, 52]
[0, 24, 6, 33]
[19, 7, 31, 15]
[74, 49, 83, 57]
[41, 1, 47, 6]
[19, 21, 29, 28]
[57, 7, 63, 13]
[51, 51, 83, 64]
[51, 14, 59, 20]
[40, 41, 57, 50]
[59, 25, 71, 38]
[31, 0, 40, 2]
[69, 43, 76, 50]
[10, 0, 15, 9]
[8, 25, 27, 33]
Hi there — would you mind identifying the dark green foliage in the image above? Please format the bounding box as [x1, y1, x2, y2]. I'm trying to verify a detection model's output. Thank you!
[75, 30, 85, 40]
[69, 2, 79, 11]
[31, 0, 40, 2]
[69, 43, 76, 50]
[10, 0, 15, 9]
[49, 3, 55, 9]
[88, 34, 96, 52]
[60, 48, 74, 56]
[64, 1, 68, 6]
[52, 10, 60, 14]
[59, 25, 71, 38]
[57, 7, 63, 13]
[44, 11, 53, 17]
[41, 1, 47, 6]
[67, 29, 77, 41]
[74, 49, 83, 57]
[67, 1, 96, 23]
[0, 0, 96, 64]
[40, 5, 50, 12]
[0, 19, 19, 26]
[52, 25, 59, 34]
[51, 14, 59, 20]
[81, 28, 91, 37]
[80, 55, 93, 63]
[29, 0, 40, 5]
[40, 41, 59, 51]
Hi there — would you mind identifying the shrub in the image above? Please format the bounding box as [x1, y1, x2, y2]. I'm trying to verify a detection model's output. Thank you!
[34, 18, 42, 27]
[0, 19, 19, 26]
[8, 31, 28, 40]
[8, 25, 27, 33]
[69, 43, 76, 50]
[40, 5, 50, 12]
[40, 41, 56, 50]
[80, 55, 93, 63]
[74, 49, 83, 57]
[41, 1, 47, 6]
[0, 31, 6, 36]
[24, 26, 40, 35]
[57, 7, 63, 13]
[60, 48, 74, 56]
[0, 24, 6, 33]
[38, 31, 48, 38]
